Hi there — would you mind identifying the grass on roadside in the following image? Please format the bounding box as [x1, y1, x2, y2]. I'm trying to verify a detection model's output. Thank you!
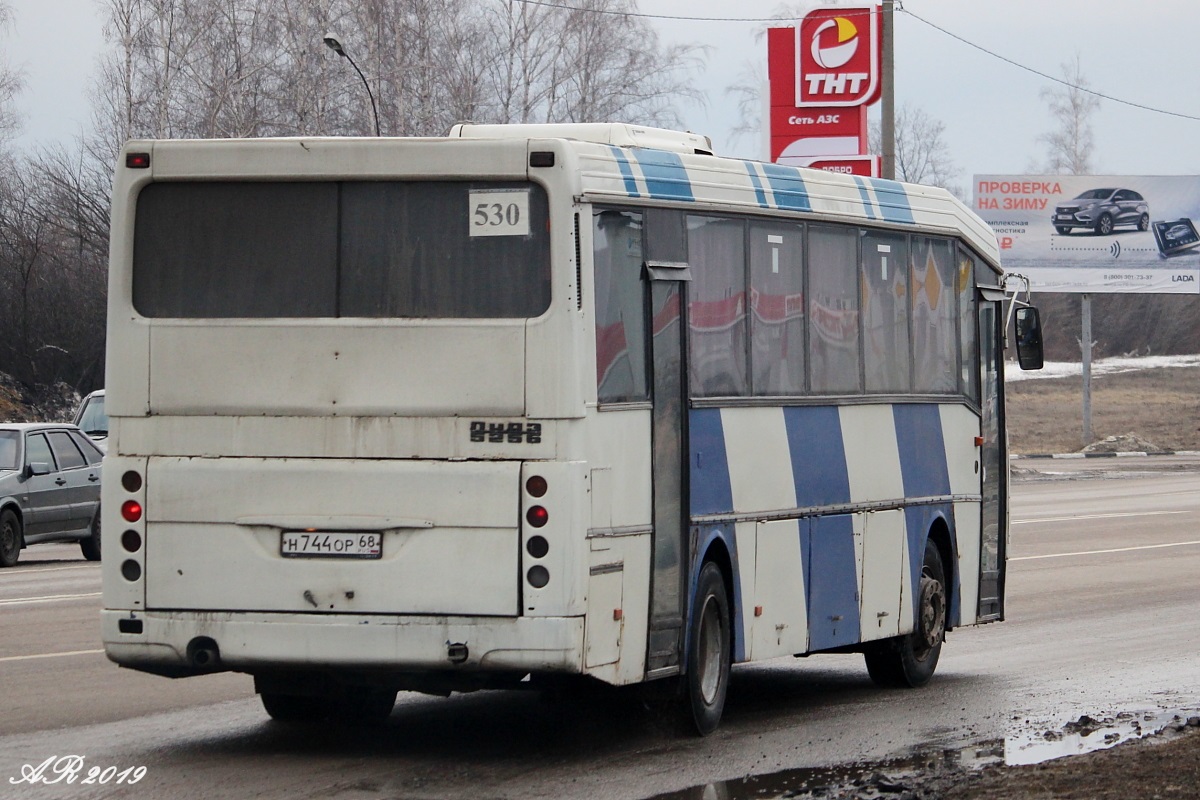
[1006, 365, 1200, 455]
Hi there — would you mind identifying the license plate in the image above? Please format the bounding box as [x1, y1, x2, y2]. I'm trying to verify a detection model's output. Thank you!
[1058, 214, 1072, 220]
[280, 531, 382, 559]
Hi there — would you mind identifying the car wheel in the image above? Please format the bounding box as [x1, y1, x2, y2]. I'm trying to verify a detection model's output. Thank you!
[863, 543, 947, 688]
[1095, 213, 1114, 235]
[1138, 213, 1150, 232]
[1054, 226, 1071, 235]
[0, 508, 21, 568]
[680, 560, 732, 736]
[80, 506, 102, 562]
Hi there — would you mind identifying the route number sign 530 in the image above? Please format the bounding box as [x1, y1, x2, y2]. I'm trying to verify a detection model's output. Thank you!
[469, 189, 530, 237]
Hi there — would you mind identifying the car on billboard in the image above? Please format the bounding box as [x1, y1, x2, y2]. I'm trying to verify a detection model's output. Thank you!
[1052, 188, 1149, 235]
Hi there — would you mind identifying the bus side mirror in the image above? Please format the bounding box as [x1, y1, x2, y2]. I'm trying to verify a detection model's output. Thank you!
[1015, 306, 1044, 371]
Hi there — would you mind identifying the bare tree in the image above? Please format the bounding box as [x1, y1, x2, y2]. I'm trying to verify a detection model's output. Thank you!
[0, 1, 23, 145]
[868, 104, 960, 193]
[1038, 53, 1100, 175]
[0, 0, 707, 400]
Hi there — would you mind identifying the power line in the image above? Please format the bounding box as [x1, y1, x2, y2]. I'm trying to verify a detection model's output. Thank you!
[898, 7, 1200, 123]
[511, 0, 783, 22]
[514, 0, 1200, 123]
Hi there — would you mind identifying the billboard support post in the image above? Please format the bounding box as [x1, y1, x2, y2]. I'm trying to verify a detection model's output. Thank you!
[1081, 294, 1093, 445]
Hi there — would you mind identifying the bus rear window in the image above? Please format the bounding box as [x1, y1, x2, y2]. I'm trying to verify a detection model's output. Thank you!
[132, 181, 551, 319]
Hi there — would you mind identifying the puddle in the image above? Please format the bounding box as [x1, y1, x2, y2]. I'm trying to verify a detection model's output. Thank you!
[646, 708, 1200, 800]
[644, 742, 1003, 800]
[1004, 709, 1188, 765]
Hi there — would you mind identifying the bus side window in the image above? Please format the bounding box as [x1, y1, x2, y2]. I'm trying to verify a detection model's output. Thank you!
[688, 215, 747, 398]
[910, 236, 960, 394]
[809, 225, 861, 394]
[594, 209, 650, 403]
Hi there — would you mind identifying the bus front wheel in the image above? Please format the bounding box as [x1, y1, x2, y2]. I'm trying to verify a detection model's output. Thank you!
[681, 560, 732, 735]
[863, 543, 946, 688]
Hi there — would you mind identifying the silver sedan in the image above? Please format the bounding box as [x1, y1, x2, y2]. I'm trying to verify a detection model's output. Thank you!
[0, 423, 103, 567]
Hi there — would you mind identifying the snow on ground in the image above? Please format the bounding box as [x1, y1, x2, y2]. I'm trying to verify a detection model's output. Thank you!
[1005, 354, 1200, 382]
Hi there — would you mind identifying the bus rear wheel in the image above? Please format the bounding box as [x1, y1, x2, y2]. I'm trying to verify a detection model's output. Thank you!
[261, 686, 397, 725]
[864, 543, 946, 688]
[261, 692, 329, 723]
[681, 560, 731, 736]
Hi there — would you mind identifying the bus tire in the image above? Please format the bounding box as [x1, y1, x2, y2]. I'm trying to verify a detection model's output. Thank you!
[682, 560, 731, 736]
[863, 542, 946, 688]
[0, 508, 21, 568]
[80, 507, 102, 562]
[260, 692, 329, 723]
[330, 687, 397, 726]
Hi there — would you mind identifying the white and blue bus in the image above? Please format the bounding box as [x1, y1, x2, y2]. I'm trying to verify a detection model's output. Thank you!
[100, 123, 1042, 734]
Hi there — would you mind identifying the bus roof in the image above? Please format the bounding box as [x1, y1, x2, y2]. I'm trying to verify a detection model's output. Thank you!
[122, 125, 1002, 273]
[448, 123, 1000, 272]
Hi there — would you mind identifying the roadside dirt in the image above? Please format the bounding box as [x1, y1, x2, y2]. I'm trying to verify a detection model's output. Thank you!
[672, 719, 1200, 799]
[923, 723, 1200, 800]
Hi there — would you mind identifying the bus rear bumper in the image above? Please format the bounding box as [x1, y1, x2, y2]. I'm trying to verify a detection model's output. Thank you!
[101, 610, 584, 677]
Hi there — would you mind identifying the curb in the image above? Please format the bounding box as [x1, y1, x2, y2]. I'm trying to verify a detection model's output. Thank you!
[1012, 451, 1200, 460]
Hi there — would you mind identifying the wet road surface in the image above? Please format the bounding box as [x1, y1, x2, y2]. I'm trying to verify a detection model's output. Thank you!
[2, 459, 1199, 799]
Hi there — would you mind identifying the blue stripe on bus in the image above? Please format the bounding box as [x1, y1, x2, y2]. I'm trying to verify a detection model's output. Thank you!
[759, 163, 813, 212]
[607, 146, 641, 196]
[632, 150, 696, 202]
[783, 406, 851, 507]
[892, 404, 951, 497]
[744, 162, 769, 207]
[689, 409, 734, 515]
[866, 178, 916, 225]
[852, 176, 879, 221]
[805, 514, 861, 650]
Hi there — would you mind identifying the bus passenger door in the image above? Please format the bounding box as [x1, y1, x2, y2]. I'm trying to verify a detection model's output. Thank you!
[645, 268, 689, 676]
[977, 300, 1006, 620]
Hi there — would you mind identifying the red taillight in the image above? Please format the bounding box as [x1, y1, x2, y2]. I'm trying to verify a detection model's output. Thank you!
[525, 475, 548, 498]
[126, 152, 150, 169]
[121, 500, 143, 523]
[526, 506, 548, 527]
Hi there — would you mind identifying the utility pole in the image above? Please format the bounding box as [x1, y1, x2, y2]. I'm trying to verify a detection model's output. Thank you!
[881, 0, 895, 180]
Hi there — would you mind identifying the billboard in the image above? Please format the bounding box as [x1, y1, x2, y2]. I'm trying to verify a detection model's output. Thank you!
[974, 175, 1200, 293]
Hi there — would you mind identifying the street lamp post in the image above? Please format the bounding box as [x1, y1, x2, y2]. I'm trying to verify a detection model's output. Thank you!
[323, 32, 381, 137]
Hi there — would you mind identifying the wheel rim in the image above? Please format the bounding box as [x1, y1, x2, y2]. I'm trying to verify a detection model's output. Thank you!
[914, 568, 946, 661]
[1099, 216, 1113, 235]
[696, 596, 723, 705]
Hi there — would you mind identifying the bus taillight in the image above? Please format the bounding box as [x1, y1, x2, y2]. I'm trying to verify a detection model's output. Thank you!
[526, 506, 549, 527]
[121, 500, 143, 523]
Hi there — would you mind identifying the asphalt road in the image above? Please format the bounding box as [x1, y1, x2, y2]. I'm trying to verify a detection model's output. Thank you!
[2, 459, 1199, 800]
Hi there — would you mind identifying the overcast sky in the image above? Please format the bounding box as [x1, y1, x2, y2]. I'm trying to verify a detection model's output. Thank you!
[5, 0, 1200, 191]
